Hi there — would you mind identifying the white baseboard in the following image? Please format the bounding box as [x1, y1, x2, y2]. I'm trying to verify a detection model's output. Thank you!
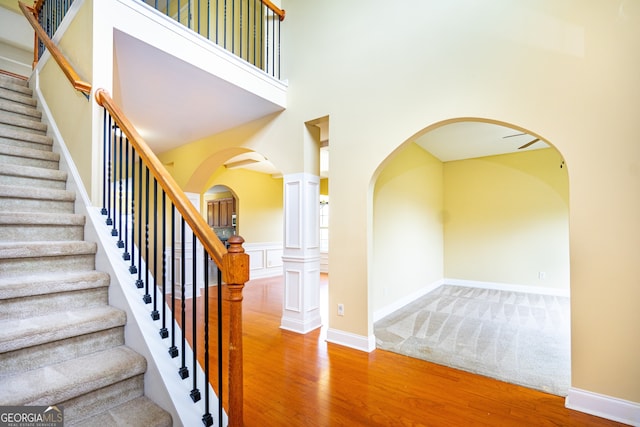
[326, 328, 376, 353]
[566, 387, 640, 426]
[445, 278, 571, 297]
[373, 279, 444, 322]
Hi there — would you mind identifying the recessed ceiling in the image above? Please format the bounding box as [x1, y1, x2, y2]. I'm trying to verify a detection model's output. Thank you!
[415, 122, 549, 162]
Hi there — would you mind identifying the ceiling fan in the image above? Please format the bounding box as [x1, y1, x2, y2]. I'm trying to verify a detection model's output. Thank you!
[503, 132, 541, 150]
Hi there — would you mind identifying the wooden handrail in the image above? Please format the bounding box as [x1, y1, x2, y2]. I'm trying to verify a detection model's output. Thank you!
[18, 1, 91, 96]
[94, 89, 227, 267]
[261, 0, 286, 21]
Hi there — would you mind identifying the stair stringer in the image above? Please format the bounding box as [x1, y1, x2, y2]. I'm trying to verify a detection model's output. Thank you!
[32, 77, 226, 427]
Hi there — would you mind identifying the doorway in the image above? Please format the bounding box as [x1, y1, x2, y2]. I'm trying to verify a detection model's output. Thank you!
[372, 119, 570, 395]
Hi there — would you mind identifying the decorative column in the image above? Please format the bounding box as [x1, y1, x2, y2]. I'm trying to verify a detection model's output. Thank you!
[280, 173, 322, 333]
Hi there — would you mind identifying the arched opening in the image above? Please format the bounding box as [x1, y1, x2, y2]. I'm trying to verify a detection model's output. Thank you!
[372, 118, 570, 396]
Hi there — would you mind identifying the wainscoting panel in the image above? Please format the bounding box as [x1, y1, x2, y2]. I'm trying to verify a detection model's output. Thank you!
[245, 242, 283, 279]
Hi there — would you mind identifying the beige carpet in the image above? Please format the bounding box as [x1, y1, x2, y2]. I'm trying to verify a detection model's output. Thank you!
[374, 285, 571, 396]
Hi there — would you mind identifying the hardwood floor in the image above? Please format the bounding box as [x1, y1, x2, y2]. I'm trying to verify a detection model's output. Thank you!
[238, 274, 625, 426]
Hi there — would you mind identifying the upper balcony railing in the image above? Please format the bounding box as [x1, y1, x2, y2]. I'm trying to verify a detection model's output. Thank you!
[149, 0, 285, 78]
[30, 0, 285, 79]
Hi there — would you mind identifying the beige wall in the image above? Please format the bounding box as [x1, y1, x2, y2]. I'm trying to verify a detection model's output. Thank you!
[275, 0, 640, 403]
[372, 143, 444, 312]
[444, 148, 569, 289]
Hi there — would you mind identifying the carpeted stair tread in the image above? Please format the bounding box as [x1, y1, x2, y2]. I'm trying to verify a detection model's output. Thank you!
[0, 184, 75, 202]
[0, 79, 33, 96]
[0, 346, 146, 406]
[0, 211, 85, 241]
[0, 143, 59, 162]
[0, 305, 126, 353]
[0, 240, 96, 259]
[0, 124, 53, 147]
[70, 396, 173, 427]
[0, 87, 36, 107]
[0, 211, 85, 226]
[0, 163, 66, 181]
[0, 112, 48, 133]
[0, 74, 29, 88]
[0, 98, 41, 119]
[0, 270, 109, 300]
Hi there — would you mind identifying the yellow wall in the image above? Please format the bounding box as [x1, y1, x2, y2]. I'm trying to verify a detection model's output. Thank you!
[443, 148, 569, 289]
[38, 0, 93, 195]
[202, 167, 283, 244]
[372, 143, 444, 312]
[0, 0, 18, 12]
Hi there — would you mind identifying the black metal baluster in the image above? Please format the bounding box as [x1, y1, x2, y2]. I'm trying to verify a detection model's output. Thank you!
[223, 0, 227, 49]
[101, 109, 108, 215]
[136, 158, 144, 288]
[151, 178, 159, 319]
[190, 233, 201, 403]
[217, 266, 223, 426]
[116, 129, 124, 248]
[252, 0, 256, 67]
[215, 0, 219, 44]
[122, 137, 131, 261]
[259, 2, 263, 73]
[202, 250, 213, 427]
[266, 8, 270, 75]
[110, 126, 118, 237]
[179, 217, 189, 379]
[169, 203, 179, 358]
[277, 12, 281, 79]
[143, 167, 152, 304]
[207, 0, 210, 39]
[160, 191, 169, 339]
[129, 151, 138, 274]
[105, 116, 113, 226]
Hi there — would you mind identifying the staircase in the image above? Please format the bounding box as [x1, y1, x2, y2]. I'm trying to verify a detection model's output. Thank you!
[0, 74, 172, 426]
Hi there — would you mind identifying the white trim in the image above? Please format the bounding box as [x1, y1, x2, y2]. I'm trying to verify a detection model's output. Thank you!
[566, 387, 640, 426]
[444, 278, 570, 297]
[373, 279, 444, 322]
[326, 328, 376, 353]
[280, 317, 322, 334]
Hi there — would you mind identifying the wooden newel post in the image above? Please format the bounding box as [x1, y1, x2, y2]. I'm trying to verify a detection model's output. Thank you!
[223, 235, 249, 427]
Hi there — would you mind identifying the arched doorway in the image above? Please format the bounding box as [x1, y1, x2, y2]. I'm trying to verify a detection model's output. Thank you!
[372, 118, 570, 395]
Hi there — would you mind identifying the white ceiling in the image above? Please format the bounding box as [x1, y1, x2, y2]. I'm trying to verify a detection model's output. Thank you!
[112, 30, 285, 154]
[415, 122, 548, 162]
